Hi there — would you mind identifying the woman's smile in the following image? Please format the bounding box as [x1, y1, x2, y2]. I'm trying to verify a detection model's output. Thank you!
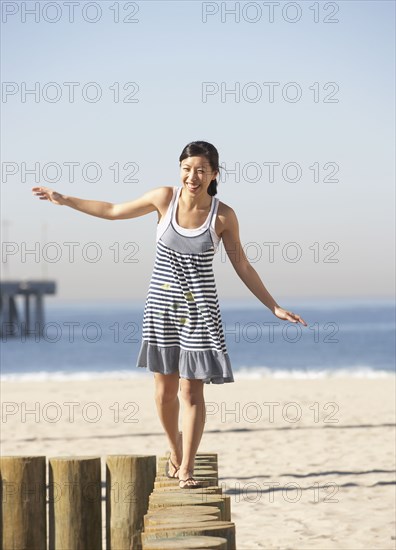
[185, 183, 201, 192]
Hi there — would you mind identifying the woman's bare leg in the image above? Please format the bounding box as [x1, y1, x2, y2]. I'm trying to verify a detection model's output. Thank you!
[154, 372, 182, 475]
[178, 378, 206, 486]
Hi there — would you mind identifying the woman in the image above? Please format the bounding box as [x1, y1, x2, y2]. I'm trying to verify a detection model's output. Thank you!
[32, 140, 307, 489]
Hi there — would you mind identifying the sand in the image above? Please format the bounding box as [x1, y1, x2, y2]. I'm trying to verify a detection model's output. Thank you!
[1, 374, 395, 549]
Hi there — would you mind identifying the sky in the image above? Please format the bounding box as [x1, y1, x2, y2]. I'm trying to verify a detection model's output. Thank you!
[1, 0, 395, 306]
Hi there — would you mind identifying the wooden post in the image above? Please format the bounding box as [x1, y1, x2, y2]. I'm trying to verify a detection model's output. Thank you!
[222, 496, 231, 522]
[148, 494, 228, 520]
[144, 513, 220, 527]
[142, 535, 228, 549]
[48, 456, 102, 550]
[142, 452, 235, 549]
[106, 454, 156, 550]
[141, 522, 236, 549]
[144, 506, 222, 528]
[0, 456, 46, 550]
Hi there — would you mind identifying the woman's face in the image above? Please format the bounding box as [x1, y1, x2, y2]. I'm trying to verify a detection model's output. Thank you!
[180, 156, 218, 198]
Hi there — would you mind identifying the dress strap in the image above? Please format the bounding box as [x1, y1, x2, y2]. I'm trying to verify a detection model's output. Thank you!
[209, 198, 221, 253]
[156, 186, 178, 242]
[209, 196, 218, 225]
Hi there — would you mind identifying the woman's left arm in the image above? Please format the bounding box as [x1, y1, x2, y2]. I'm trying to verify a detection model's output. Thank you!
[221, 207, 307, 326]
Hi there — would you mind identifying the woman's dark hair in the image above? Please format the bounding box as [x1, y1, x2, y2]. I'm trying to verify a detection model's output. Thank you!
[179, 141, 220, 196]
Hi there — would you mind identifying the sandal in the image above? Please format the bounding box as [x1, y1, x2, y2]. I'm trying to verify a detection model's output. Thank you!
[165, 457, 180, 479]
[178, 477, 203, 489]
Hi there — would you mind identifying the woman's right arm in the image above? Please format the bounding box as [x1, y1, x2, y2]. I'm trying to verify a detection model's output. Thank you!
[31, 186, 172, 221]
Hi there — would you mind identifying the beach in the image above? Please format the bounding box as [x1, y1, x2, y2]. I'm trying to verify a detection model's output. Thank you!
[1, 375, 395, 549]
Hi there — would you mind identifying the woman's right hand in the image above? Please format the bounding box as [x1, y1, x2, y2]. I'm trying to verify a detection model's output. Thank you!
[31, 186, 65, 205]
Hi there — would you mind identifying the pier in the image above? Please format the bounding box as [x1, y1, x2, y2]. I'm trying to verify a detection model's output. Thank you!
[0, 280, 56, 338]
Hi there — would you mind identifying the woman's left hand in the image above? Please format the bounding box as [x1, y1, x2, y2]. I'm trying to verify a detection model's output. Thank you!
[273, 306, 307, 326]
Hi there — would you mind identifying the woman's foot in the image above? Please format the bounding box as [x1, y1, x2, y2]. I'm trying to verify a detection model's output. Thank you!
[166, 431, 182, 478]
[178, 471, 203, 489]
[165, 457, 180, 478]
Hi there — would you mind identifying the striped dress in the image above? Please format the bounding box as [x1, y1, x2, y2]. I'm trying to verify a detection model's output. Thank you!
[136, 185, 234, 384]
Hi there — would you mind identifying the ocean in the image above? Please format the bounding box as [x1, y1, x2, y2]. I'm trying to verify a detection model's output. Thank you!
[1, 301, 394, 381]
